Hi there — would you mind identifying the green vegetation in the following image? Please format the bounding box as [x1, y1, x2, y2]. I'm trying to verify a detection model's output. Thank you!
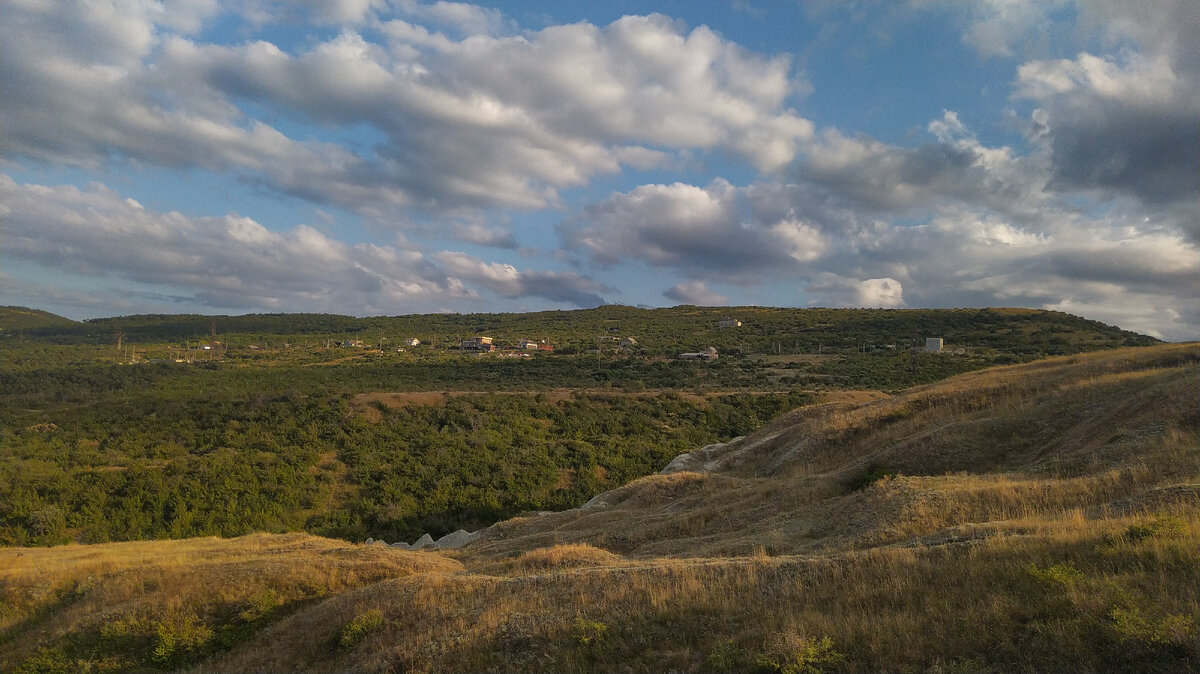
[0, 306, 77, 333]
[0, 305, 1159, 548]
[10, 304, 1154, 356]
[1, 344, 1196, 673]
[0, 385, 808, 544]
[337, 611, 385, 651]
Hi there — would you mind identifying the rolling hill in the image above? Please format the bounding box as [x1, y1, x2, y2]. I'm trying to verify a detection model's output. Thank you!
[10, 305, 1157, 357]
[3, 343, 1196, 672]
[0, 306, 77, 333]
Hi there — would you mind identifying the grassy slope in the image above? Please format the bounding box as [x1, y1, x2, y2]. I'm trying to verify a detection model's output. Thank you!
[0, 307, 77, 333]
[2, 343, 1197, 672]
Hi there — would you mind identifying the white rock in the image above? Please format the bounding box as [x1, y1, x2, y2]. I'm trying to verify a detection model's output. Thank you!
[581, 495, 610, 510]
[434, 529, 478, 549]
[409, 533, 435, 550]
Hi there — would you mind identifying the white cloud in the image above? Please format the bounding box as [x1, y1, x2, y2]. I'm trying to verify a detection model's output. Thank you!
[0, 176, 609, 313]
[858, 278, 905, 307]
[802, 113, 1048, 219]
[564, 180, 827, 281]
[952, 0, 1069, 59]
[393, 0, 509, 36]
[806, 274, 904, 308]
[1, 4, 812, 217]
[433, 251, 611, 307]
[663, 281, 729, 306]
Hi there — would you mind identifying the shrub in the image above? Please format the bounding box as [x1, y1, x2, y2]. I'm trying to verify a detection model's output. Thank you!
[704, 639, 747, 673]
[337, 610, 385, 651]
[572, 617, 608, 651]
[27, 506, 67, 545]
[848, 463, 898, 491]
[1105, 601, 1199, 667]
[755, 634, 844, 674]
[15, 646, 73, 674]
[1122, 515, 1186, 543]
[1027, 562, 1083, 590]
[150, 611, 213, 667]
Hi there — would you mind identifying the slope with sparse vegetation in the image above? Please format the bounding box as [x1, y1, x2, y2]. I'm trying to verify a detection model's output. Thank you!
[3, 342, 1196, 672]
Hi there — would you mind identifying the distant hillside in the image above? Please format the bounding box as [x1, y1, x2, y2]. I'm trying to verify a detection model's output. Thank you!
[3, 343, 1196, 672]
[0, 306, 77, 333]
[18, 305, 1158, 356]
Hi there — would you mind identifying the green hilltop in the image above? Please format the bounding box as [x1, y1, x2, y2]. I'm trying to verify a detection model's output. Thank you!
[0, 306, 78, 333]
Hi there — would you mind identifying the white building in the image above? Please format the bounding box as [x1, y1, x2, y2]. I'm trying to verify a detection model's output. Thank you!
[679, 346, 719, 361]
[719, 318, 742, 328]
[925, 337, 944, 353]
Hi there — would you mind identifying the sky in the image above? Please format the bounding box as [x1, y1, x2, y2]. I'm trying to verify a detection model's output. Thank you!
[1, 0, 1197, 340]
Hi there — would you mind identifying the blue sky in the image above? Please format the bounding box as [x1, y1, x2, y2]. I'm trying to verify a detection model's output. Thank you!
[2, 0, 1197, 339]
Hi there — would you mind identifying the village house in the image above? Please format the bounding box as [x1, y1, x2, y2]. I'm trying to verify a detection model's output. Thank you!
[719, 318, 742, 328]
[620, 337, 638, 349]
[404, 338, 420, 347]
[517, 338, 554, 352]
[925, 337, 944, 353]
[679, 346, 718, 361]
[461, 336, 496, 352]
[341, 339, 365, 348]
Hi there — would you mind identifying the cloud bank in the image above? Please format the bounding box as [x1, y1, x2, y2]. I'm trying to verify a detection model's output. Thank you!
[1, 1, 1197, 339]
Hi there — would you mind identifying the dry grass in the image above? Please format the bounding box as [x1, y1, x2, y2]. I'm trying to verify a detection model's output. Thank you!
[0, 533, 459, 671]
[5, 343, 1199, 672]
[202, 511, 1200, 672]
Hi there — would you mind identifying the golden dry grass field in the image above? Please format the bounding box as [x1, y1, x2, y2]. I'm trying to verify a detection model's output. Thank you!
[3, 343, 1197, 672]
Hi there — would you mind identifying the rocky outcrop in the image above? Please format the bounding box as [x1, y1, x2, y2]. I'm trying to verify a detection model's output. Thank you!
[369, 529, 481, 551]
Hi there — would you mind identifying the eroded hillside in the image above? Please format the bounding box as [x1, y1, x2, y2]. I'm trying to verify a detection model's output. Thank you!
[3, 344, 1197, 672]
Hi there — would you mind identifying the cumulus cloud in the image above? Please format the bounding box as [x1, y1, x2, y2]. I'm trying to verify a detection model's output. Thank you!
[1014, 51, 1200, 206]
[1, 4, 811, 217]
[564, 180, 827, 281]
[807, 275, 905, 308]
[802, 112, 1049, 220]
[0, 176, 605, 313]
[664, 281, 729, 306]
[563, 99, 1200, 337]
[433, 252, 611, 307]
[950, 0, 1069, 59]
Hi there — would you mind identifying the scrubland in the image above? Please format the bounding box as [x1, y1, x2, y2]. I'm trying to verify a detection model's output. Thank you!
[2, 343, 1197, 672]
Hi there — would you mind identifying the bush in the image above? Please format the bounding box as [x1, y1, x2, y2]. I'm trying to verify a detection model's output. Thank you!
[337, 610, 385, 651]
[27, 506, 67, 545]
[848, 463, 898, 491]
[1027, 562, 1083, 590]
[15, 646, 73, 674]
[572, 617, 608, 651]
[755, 634, 844, 674]
[150, 611, 213, 667]
[704, 639, 746, 673]
[1122, 515, 1185, 543]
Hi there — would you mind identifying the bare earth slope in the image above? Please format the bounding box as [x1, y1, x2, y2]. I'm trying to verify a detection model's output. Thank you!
[3, 344, 1197, 672]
